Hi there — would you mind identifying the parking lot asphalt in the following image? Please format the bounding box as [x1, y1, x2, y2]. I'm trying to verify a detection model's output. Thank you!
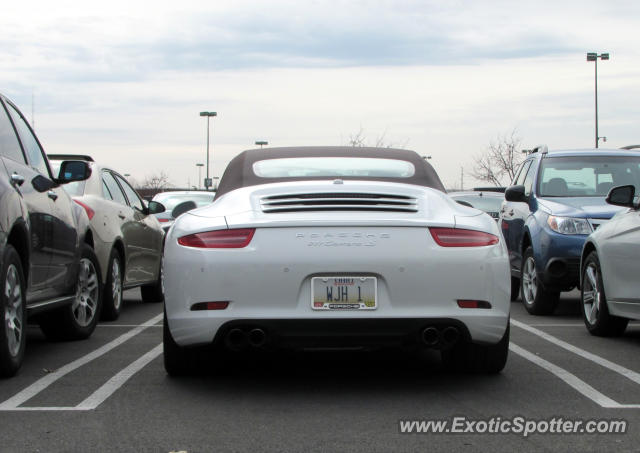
[1, 290, 640, 452]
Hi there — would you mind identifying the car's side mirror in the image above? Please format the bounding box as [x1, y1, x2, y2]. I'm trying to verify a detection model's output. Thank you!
[171, 200, 197, 218]
[147, 201, 165, 215]
[31, 174, 56, 193]
[606, 185, 636, 208]
[55, 160, 91, 184]
[504, 185, 527, 202]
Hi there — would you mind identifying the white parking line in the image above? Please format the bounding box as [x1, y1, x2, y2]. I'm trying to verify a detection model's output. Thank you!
[77, 343, 162, 410]
[511, 319, 640, 386]
[510, 343, 640, 409]
[0, 313, 163, 411]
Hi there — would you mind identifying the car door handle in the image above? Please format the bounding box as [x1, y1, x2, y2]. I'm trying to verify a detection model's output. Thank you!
[11, 173, 25, 187]
[118, 213, 126, 219]
[47, 190, 58, 201]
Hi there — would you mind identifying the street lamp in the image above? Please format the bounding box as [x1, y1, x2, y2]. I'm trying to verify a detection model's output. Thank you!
[586, 52, 609, 148]
[199, 111, 217, 190]
[255, 140, 268, 149]
[196, 163, 204, 190]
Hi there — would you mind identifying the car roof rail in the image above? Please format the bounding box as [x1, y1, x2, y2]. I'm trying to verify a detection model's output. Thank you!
[620, 145, 640, 150]
[47, 154, 94, 162]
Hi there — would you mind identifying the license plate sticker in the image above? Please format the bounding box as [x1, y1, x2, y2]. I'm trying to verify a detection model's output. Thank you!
[311, 276, 377, 310]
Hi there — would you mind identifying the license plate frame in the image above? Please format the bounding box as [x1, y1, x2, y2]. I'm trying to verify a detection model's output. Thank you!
[311, 276, 377, 310]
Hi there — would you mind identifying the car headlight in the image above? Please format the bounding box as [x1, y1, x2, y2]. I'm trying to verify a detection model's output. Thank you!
[547, 215, 592, 235]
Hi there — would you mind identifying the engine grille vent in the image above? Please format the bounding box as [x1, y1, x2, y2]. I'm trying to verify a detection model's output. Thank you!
[260, 192, 418, 213]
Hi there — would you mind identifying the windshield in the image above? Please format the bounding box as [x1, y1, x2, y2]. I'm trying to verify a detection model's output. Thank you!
[153, 193, 215, 211]
[253, 157, 415, 178]
[538, 156, 640, 197]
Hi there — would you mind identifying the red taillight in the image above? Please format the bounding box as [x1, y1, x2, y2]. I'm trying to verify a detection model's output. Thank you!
[457, 300, 492, 309]
[430, 227, 499, 247]
[158, 218, 170, 223]
[191, 301, 229, 311]
[74, 200, 95, 220]
[178, 228, 255, 248]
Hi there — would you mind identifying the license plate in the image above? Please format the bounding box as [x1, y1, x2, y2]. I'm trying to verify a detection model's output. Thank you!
[311, 276, 377, 310]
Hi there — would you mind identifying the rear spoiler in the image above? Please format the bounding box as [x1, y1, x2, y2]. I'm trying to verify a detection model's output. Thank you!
[48, 154, 94, 162]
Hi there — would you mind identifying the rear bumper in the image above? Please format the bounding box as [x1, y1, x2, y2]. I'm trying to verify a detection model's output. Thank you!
[164, 226, 511, 348]
[214, 318, 472, 350]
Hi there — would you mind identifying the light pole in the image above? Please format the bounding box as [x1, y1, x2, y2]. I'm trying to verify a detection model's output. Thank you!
[199, 111, 217, 190]
[586, 52, 609, 148]
[255, 140, 268, 149]
[196, 163, 204, 190]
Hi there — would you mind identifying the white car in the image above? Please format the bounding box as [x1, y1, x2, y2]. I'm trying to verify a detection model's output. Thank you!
[580, 184, 640, 336]
[49, 155, 166, 321]
[163, 147, 511, 375]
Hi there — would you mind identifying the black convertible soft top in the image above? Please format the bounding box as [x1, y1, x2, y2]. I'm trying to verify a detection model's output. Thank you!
[214, 146, 445, 199]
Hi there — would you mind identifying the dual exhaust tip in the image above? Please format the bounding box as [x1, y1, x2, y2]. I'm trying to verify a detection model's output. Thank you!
[225, 328, 267, 350]
[421, 326, 460, 349]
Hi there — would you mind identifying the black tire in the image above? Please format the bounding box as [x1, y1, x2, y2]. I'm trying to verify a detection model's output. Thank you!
[581, 251, 628, 336]
[0, 245, 27, 378]
[163, 310, 200, 376]
[520, 246, 559, 315]
[441, 324, 510, 374]
[101, 248, 123, 321]
[141, 260, 163, 303]
[510, 276, 520, 301]
[40, 244, 102, 341]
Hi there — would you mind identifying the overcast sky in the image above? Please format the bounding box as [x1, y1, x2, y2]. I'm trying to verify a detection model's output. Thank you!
[2, 0, 639, 189]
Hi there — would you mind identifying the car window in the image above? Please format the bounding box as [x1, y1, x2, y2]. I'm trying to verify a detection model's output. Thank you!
[514, 160, 532, 186]
[522, 162, 536, 197]
[5, 102, 50, 176]
[253, 157, 416, 178]
[115, 174, 143, 211]
[538, 156, 640, 197]
[102, 171, 128, 205]
[0, 102, 26, 164]
[102, 180, 113, 200]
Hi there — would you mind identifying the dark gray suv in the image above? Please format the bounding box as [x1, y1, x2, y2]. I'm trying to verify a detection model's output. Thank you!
[0, 93, 101, 377]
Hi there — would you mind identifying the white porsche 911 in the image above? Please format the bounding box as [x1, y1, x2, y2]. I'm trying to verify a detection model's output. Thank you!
[163, 147, 511, 375]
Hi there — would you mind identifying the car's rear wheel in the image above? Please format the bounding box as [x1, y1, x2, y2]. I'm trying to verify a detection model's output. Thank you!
[510, 277, 520, 301]
[581, 251, 628, 336]
[520, 247, 559, 315]
[441, 324, 510, 374]
[163, 310, 201, 376]
[101, 248, 123, 321]
[141, 261, 163, 303]
[0, 245, 26, 378]
[40, 244, 102, 341]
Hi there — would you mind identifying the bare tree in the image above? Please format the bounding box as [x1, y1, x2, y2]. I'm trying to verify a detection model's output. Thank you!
[141, 171, 172, 190]
[346, 126, 408, 149]
[470, 130, 525, 187]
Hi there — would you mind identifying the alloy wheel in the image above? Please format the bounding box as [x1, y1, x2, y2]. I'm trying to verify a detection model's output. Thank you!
[522, 256, 538, 305]
[582, 262, 601, 325]
[111, 258, 122, 311]
[4, 264, 23, 357]
[73, 257, 99, 327]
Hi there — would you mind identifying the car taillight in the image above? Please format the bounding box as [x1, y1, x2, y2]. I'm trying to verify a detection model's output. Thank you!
[178, 228, 255, 248]
[430, 227, 499, 247]
[74, 200, 95, 220]
[158, 218, 171, 223]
